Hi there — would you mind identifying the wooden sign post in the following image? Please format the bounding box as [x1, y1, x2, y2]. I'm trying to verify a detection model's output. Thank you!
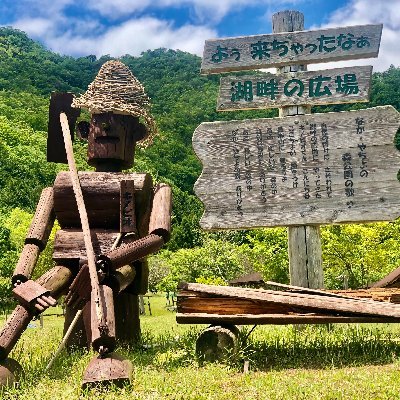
[193, 10, 397, 291]
[273, 11, 320, 289]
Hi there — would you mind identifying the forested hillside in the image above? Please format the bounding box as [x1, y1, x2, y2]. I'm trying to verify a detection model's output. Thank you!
[1, 27, 400, 298]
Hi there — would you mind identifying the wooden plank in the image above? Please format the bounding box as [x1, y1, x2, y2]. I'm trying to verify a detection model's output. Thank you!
[178, 283, 400, 318]
[176, 313, 400, 325]
[217, 66, 372, 111]
[201, 24, 382, 74]
[120, 180, 137, 234]
[193, 106, 400, 229]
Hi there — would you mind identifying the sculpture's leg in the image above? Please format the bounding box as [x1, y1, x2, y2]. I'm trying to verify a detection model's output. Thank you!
[114, 260, 148, 345]
[0, 265, 73, 387]
[114, 293, 140, 345]
[82, 261, 144, 388]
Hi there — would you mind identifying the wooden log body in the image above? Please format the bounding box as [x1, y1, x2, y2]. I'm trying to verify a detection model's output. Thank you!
[90, 285, 116, 353]
[149, 183, 172, 242]
[53, 172, 153, 233]
[25, 187, 55, 250]
[12, 244, 40, 285]
[36, 265, 73, 298]
[53, 229, 137, 265]
[0, 265, 73, 360]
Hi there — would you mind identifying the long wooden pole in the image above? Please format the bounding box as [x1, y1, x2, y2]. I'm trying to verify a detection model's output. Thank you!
[59, 112, 105, 327]
[272, 11, 324, 289]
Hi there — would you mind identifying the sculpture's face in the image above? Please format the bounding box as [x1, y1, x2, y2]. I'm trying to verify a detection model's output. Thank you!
[86, 112, 147, 171]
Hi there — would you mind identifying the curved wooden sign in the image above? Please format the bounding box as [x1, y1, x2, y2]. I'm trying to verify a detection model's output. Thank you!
[193, 106, 400, 230]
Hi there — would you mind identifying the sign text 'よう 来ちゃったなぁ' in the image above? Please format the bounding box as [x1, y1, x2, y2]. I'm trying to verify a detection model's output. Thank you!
[201, 24, 382, 74]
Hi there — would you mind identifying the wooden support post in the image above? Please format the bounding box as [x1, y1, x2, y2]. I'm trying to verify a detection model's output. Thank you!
[272, 10, 324, 289]
[196, 325, 239, 363]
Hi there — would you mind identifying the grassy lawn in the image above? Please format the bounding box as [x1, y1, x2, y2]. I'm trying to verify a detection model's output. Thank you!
[0, 294, 400, 399]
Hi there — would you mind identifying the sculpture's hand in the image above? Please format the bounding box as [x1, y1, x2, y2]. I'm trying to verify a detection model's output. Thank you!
[64, 264, 93, 310]
[12, 280, 57, 313]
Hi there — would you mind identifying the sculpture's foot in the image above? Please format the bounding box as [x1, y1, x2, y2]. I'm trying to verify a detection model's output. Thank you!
[0, 358, 23, 388]
[82, 352, 132, 389]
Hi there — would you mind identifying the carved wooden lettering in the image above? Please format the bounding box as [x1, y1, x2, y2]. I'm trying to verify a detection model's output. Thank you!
[217, 66, 372, 111]
[201, 24, 382, 74]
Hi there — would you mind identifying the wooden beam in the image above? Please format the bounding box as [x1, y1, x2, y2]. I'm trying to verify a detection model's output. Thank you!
[176, 312, 400, 325]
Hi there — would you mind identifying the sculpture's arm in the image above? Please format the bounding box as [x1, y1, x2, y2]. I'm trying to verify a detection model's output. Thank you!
[11, 187, 57, 312]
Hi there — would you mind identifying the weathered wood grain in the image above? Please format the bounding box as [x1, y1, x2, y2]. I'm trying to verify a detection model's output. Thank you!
[53, 229, 136, 263]
[201, 24, 382, 74]
[193, 106, 400, 229]
[53, 171, 153, 229]
[288, 225, 324, 288]
[272, 10, 323, 290]
[178, 283, 400, 317]
[217, 66, 372, 111]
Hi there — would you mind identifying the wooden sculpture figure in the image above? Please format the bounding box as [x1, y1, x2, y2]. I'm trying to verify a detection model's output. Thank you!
[0, 60, 172, 387]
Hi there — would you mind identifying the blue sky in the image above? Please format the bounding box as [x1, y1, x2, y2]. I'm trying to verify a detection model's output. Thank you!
[0, 0, 399, 71]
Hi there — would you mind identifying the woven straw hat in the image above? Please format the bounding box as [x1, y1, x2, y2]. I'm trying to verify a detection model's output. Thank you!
[72, 60, 157, 147]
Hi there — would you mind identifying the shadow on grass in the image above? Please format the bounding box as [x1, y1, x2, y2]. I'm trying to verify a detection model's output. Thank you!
[29, 323, 400, 383]
[237, 324, 400, 371]
[126, 324, 400, 372]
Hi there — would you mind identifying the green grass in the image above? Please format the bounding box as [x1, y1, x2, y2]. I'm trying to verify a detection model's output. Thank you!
[1, 295, 400, 399]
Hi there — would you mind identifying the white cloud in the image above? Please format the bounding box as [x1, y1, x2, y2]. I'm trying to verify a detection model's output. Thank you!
[310, 0, 400, 72]
[38, 17, 216, 57]
[85, 0, 299, 23]
[13, 18, 54, 37]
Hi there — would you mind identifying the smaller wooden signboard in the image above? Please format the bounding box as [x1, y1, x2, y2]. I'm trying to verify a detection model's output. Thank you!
[217, 66, 372, 111]
[201, 24, 382, 74]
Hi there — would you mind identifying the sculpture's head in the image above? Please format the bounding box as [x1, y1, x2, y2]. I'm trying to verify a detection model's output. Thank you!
[72, 60, 157, 171]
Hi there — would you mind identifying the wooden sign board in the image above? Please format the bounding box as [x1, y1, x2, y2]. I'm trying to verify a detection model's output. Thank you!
[217, 66, 372, 111]
[201, 24, 382, 74]
[193, 106, 400, 230]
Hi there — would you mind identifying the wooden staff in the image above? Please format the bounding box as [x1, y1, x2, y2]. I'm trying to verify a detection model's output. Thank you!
[59, 112, 106, 330]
